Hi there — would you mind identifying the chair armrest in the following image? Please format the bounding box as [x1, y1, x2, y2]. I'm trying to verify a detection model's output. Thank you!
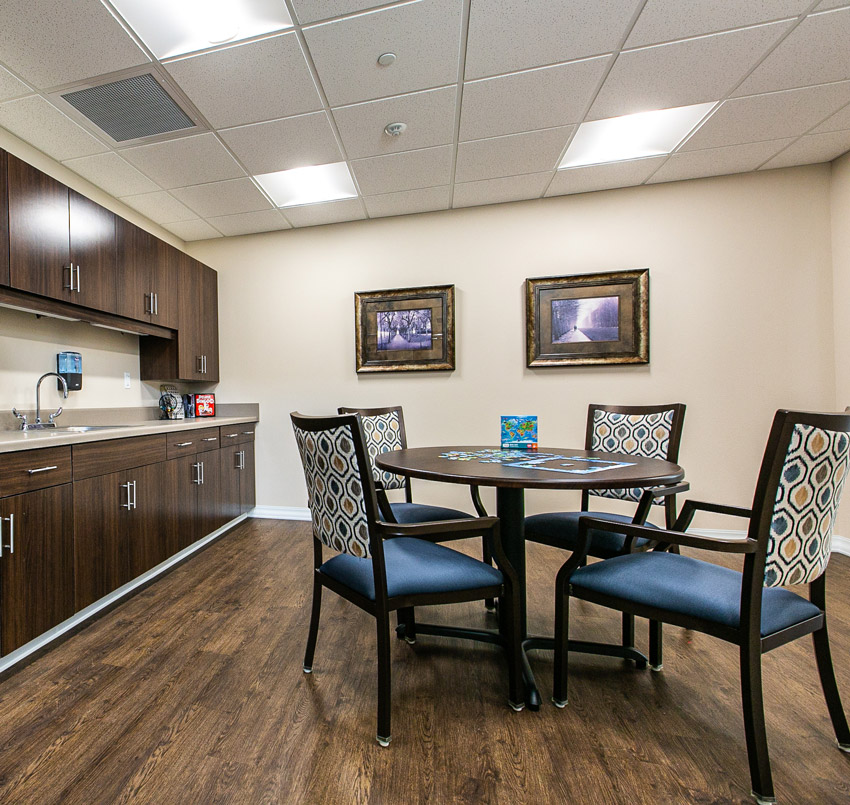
[374, 488, 397, 523]
[375, 516, 499, 539]
[469, 485, 488, 517]
[633, 482, 690, 524]
[578, 516, 759, 554]
[674, 499, 752, 531]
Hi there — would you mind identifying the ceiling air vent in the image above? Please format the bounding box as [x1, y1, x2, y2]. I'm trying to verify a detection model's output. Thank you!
[60, 73, 196, 143]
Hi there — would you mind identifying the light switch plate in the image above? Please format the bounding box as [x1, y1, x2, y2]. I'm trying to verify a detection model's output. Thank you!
[124, 372, 131, 389]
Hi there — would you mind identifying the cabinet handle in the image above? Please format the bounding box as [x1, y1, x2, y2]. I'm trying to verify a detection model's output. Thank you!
[202, 355, 207, 374]
[242, 431, 254, 436]
[64, 264, 74, 292]
[75, 265, 81, 294]
[1, 513, 14, 556]
[196, 355, 203, 373]
[153, 292, 158, 316]
[174, 441, 194, 447]
[192, 461, 201, 484]
[239, 450, 246, 470]
[121, 481, 132, 510]
[199, 461, 205, 485]
[225, 433, 238, 438]
[131, 480, 137, 510]
[144, 293, 151, 315]
[27, 465, 58, 474]
[201, 437, 217, 442]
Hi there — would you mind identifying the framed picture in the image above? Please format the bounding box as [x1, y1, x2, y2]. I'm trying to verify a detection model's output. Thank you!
[526, 269, 649, 367]
[355, 284, 455, 373]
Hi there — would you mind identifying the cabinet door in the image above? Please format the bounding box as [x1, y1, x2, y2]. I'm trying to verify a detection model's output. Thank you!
[73, 470, 129, 610]
[0, 150, 9, 287]
[177, 254, 205, 380]
[8, 156, 70, 301]
[0, 484, 74, 655]
[196, 451, 222, 540]
[240, 441, 256, 514]
[115, 218, 154, 322]
[127, 463, 167, 579]
[69, 190, 117, 313]
[151, 240, 180, 329]
[163, 455, 198, 554]
[219, 445, 242, 524]
[200, 264, 219, 381]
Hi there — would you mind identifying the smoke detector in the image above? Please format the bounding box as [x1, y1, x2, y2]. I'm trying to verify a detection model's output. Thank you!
[377, 52, 397, 66]
[384, 122, 407, 137]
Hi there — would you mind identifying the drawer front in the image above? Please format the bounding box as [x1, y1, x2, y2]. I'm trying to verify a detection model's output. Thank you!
[0, 447, 72, 497]
[73, 435, 166, 480]
[220, 423, 257, 445]
[167, 427, 219, 458]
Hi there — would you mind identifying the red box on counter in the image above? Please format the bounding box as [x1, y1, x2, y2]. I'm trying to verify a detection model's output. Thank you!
[195, 394, 216, 417]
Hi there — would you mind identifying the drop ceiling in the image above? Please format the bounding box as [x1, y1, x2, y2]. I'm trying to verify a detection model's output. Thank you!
[0, 0, 848, 240]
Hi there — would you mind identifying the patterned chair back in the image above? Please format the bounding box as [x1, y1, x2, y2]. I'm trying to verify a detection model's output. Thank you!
[761, 417, 850, 587]
[587, 404, 684, 505]
[338, 406, 408, 492]
[292, 414, 374, 559]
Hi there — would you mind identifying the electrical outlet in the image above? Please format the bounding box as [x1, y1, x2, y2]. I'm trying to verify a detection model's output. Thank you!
[124, 372, 131, 389]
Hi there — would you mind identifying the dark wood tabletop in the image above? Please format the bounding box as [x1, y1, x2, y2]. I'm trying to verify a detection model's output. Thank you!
[376, 446, 685, 491]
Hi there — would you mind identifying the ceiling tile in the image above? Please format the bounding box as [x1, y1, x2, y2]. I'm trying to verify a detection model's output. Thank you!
[0, 96, 108, 161]
[284, 198, 366, 227]
[120, 133, 245, 189]
[546, 157, 667, 196]
[0, 0, 148, 90]
[455, 127, 573, 183]
[164, 219, 223, 241]
[465, 0, 641, 80]
[0, 65, 31, 102]
[351, 144, 453, 195]
[759, 130, 850, 169]
[590, 21, 792, 121]
[170, 178, 273, 218]
[332, 86, 457, 159]
[364, 186, 450, 218]
[680, 81, 850, 151]
[815, 0, 849, 8]
[648, 140, 794, 184]
[205, 209, 292, 236]
[291, 1, 391, 24]
[453, 173, 550, 208]
[63, 152, 160, 197]
[220, 112, 341, 175]
[119, 191, 198, 224]
[626, 0, 811, 48]
[303, 0, 463, 106]
[460, 57, 609, 141]
[813, 102, 850, 133]
[734, 8, 850, 96]
[164, 33, 321, 128]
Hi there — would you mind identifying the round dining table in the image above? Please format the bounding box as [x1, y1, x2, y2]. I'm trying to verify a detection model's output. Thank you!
[376, 445, 686, 709]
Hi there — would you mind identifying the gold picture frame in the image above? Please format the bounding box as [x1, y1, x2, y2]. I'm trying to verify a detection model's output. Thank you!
[526, 269, 649, 367]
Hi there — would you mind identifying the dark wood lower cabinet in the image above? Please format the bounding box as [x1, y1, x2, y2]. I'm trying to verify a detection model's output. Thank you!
[0, 484, 74, 655]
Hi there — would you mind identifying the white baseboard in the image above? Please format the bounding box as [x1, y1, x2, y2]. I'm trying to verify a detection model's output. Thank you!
[249, 508, 850, 558]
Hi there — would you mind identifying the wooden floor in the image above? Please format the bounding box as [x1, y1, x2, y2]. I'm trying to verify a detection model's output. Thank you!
[0, 519, 849, 804]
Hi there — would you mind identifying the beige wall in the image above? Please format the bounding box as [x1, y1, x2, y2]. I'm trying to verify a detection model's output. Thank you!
[832, 152, 850, 409]
[0, 127, 183, 411]
[188, 165, 837, 525]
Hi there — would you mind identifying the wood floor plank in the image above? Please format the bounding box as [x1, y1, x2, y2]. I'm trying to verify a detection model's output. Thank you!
[0, 518, 848, 803]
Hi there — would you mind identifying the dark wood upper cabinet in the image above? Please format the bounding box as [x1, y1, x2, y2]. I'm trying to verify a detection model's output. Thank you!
[0, 150, 9, 287]
[69, 190, 117, 313]
[7, 155, 71, 301]
[116, 219, 179, 327]
[1, 484, 74, 655]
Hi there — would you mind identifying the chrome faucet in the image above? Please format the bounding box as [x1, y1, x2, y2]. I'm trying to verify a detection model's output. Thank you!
[12, 373, 69, 431]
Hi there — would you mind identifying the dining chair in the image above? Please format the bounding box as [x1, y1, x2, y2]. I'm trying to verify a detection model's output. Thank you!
[553, 409, 850, 805]
[291, 411, 523, 746]
[339, 404, 496, 608]
[525, 403, 687, 667]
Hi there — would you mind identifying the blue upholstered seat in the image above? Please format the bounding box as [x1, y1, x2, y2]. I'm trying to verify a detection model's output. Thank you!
[390, 501, 470, 525]
[320, 537, 504, 600]
[524, 511, 656, 559]
[570, 552, 822, 637]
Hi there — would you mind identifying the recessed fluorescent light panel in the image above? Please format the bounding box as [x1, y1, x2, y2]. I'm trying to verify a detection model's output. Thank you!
[559, 102, 717, 169]
[109, 0, 293, 59]
[255, 163, 358, 208]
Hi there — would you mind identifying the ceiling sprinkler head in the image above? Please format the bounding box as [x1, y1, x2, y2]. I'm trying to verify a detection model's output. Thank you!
[384, 122, 407, 137]
[377, 52, 397, 66]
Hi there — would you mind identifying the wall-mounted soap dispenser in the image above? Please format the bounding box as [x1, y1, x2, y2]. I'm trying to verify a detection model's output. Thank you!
[57, 351, 82, 391]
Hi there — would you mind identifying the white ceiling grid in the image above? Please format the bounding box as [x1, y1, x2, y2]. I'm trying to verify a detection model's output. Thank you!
[0, 0, 845, 239]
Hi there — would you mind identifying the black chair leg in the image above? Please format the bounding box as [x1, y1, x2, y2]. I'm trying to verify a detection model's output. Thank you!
[740, 642, 775, 804]
[622, 612, 635, 650]
[553, 582, 570, 708]
[398, 606, 417, 644]
[504, 587, 523, 711]
[376, 609, 392, 747]
[812, 623, 850, 750]
[483, 538, 496, 611]
[649, 620, 663, 671]
[303, 577, 322, 673]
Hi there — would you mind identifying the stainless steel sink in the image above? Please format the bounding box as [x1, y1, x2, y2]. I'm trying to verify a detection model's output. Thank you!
[51, 425, 130, 432]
